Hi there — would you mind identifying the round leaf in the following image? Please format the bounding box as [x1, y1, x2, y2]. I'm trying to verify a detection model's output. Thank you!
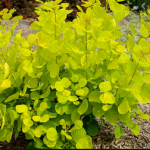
[47, 61, 59, 78]
[21, 40, 30, 48]
[32, 116, 41, 122]
[75, 120, 83, 129]
[100, 92, 115, 104]
[76, 135, 93, 149]
[78, 99, 88, 115]
[79, 78, 87, 87]
[40, 114, 50, 122]
[68, 96, 78, 102]
[118, 98, 131, 114]
[47, 127, 58, 141]
[89, 91, 100, 103]
[22, 60, 33, 73]
[81, 87, 89, 97]
[50, 63, 59, 78]
[58, 95, 68, 104]
[129, 123, 140, 136]
[55, 81, 64, 92]
[104, 105, 118, 125]
[71, 110, 80, 123]
[28, 78, 38, 88]
[102, 104, 112, 111]
[2, 13, 12, 20]
[71, 128, 86, 142]
[23, 119, 34, 127]
[115, 125, 122, 139]
[93, 104, 105, 118]
[140, 24, 149, 38]
[43, 135, 56, 148]
[87, 124, 98, 136]
[16, 105, 28, 113]
[118, 112, 131, 123]
[30, 91, 40, 100]
[63, 90, 71, 97]
[55, 103, 65, 115]
[99, 81, 112, 92]
[39, 102, 47, 111]
[71, 74, 79, 82]
[76, 89, 85, 96]
[61, 78, 71, 88]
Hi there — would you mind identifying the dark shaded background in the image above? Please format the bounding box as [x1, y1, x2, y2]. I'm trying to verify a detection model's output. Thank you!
[0, 0, 106, 20]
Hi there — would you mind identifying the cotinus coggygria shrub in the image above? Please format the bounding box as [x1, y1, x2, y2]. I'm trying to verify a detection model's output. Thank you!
[0, 0, 150, 149]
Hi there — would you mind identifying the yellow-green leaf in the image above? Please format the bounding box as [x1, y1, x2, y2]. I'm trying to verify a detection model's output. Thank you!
[104, 105, 118, 125]
[118, 97, 131, 114]
[115, 125, 122, 139]
[30, 91, 40, 100]
[89, 91, 100, 103]
[116, 45, 126, 53]
[47, 127, 58, 141]
[68, 96, 78, 102]
[102, 104, 112, 111]
[61, 78, 71, 88]
[71, 110, 80, 123]
[22, 60, 33, 73]
[39, 102, 47, 111]
[4, 92, 19, 103]
[93, 104, 105, 118]
[71, 74, 79, 82]
[129, 123, 140, 136]
[0, 79, 11, 92]
[76, 89, 85, 96]
[76, 135, 93, 149]
[16, 104, 28, 113]
[63, 90, 71, 97]
[32, 116, 41, 122]
[3, 63, 10, 79]
[99, 81, 112, 92]
[55, 81, 64, 92]
[2, 13, 12, 20]
[21, 40, 30, 48]
[75, 120, 83, 129]
[27, 78, 38, 89]
[78, 78, 87, 87]
[140, 24, 149, 38]
[23, 118, 34, 127]
[12, 16, 23, 21]
[130, 23, 135, 37]
[40, 114, 50, 122]
[78, 99, 88, 115]
[100, 92, 115, 104]
[40, 85, 50, 98]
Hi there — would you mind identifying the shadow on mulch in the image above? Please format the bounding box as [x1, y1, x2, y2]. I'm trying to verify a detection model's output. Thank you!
[0, 132, 31, 149]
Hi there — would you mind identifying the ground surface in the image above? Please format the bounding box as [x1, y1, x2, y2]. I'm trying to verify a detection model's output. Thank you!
[0, 10, 150, 149]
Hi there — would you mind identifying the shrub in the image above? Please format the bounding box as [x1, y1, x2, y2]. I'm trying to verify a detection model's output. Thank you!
[0, 0, 150, 149]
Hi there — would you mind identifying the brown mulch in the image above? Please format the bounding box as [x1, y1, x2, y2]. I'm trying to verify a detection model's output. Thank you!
[93, 103, 150, 149]
[0, 16, 150, 149]
[0, 132, 30, 149]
